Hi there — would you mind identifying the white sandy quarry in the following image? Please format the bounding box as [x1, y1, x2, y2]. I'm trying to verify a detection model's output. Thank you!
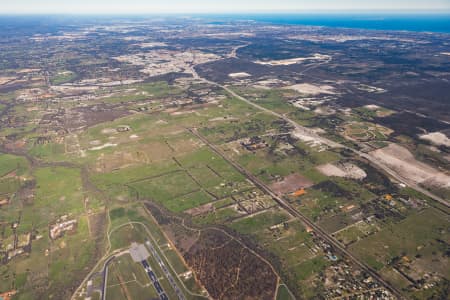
[283, 83, 336, 95]
[0, 76, 17, 85]
[229, 72, 251, 78]
[291, 127, 341, 151]
[371, 143, 450, 188]
[314, 106, 336, 115]
[317, 162, 367, 180]
[138, 42, 167, 48]
[255, 54, 330, 66]
[420, 132, 450, 147]
[364, 104, 381, 110]
[252, 78, 289, 90]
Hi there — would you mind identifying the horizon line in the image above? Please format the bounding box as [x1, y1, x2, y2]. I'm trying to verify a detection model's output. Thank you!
[1, 10, 450, 16]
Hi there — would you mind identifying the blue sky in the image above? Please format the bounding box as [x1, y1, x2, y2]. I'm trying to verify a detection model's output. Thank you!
[1, 0, 450, 14]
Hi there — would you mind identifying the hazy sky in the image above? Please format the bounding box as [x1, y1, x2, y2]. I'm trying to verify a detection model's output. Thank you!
[1, 0, 450, 14]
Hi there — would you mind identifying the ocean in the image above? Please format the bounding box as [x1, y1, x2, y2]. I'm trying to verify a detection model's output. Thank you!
[1, 14, 450, 34]
[208, 14, 450, 33]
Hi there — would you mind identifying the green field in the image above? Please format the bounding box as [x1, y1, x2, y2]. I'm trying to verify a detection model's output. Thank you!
[276, 284, 295, 300]
[50, 70, 78, 85]
[20, 166, 84, 231]
[0, 153, 29, 176]
[230, 209, 290, 235]
[130, 170, 199, 201]
[350, 209, 450, 273]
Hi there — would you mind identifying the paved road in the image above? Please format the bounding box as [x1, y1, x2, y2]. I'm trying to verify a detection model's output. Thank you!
[145, 240, 186, 300]
[189, 128, 405, 300]
[101, 255, 116, 300]
[141, 260, 169, 300]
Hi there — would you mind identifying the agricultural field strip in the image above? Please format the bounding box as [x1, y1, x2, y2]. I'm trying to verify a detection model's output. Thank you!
[122, 149, 256, 211]
[126, 169, 185, 184]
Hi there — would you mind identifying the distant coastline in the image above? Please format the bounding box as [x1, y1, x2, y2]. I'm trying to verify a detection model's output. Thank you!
[1, 13, 450, 33]
[208, 14, 450, 33]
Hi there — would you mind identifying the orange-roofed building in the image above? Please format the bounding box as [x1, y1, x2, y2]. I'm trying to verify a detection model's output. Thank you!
[292, 188, 306, 197]
[0, 290, 17, 300]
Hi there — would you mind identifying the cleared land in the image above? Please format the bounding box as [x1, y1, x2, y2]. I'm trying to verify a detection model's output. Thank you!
[371, 143, 450, 188]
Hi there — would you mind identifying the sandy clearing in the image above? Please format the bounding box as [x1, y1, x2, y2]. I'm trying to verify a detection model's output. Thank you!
[101, 128, 117, 134]
[155, 119, 168, 125]
[17, 68, 41, 74]
[0, 76, 17, 85]
[255, 54, 330, 66]
[170, 110, 195, 116]
[371, 143, 450, 188]
[138, 42, 167, 48]
[209, 116, 239, 122]
[251, 78, 288, 89]
[364, 104, 381, 110]
[291, 127, 341, 150]
[314, 106, 336, 115]
[283, 83, 336, 95]
[229, 72, 251, 78]
[89, 143, 117, 151]
[89, 140, 102, 145]
[317, 162, 367, 180]
[419, 132, 450, 147]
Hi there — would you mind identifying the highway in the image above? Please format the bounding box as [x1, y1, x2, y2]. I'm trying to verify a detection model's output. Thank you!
[189, 128, 405, 300]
